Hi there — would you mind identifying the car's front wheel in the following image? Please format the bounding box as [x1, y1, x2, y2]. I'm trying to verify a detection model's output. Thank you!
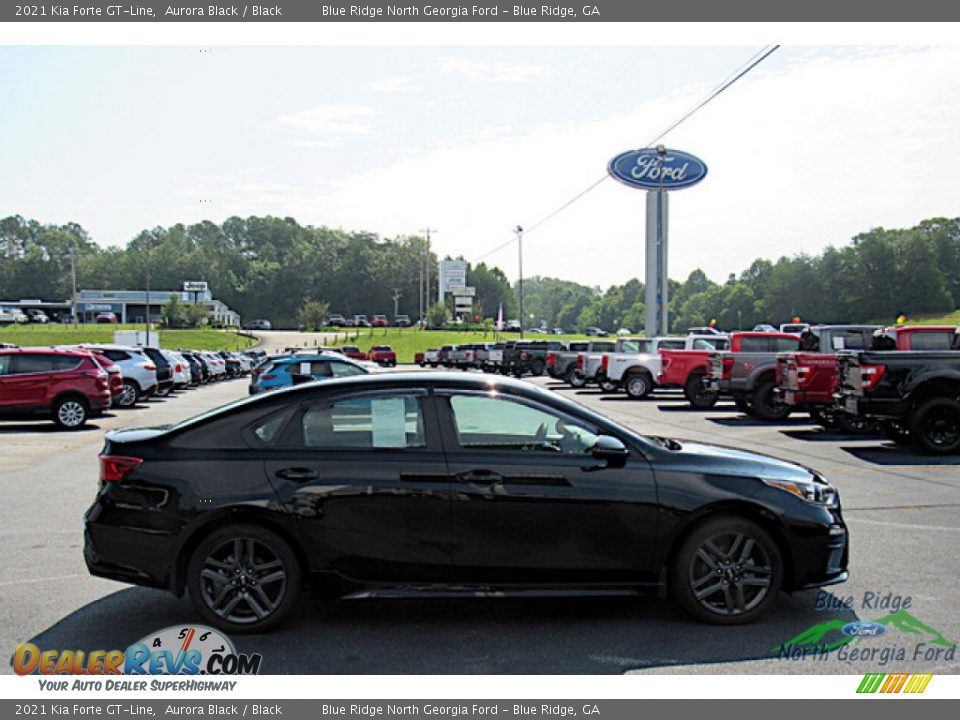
[117, 380, 139, 408]
[910, 397, 960, 455]
[624, 371, 653, 400]
[187, 524, 300, 633]
[53, 396, 89, 429]
[669, 515, 783, 625]
[684, 372, 718, 408]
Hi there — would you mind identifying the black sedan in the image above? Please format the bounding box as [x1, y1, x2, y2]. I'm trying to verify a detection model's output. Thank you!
[84, 373, 848, 632]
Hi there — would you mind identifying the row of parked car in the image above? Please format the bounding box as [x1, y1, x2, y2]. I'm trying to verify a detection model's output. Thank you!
[0, 344, 265, 429]
[327, 313, 411, 328]
[539, 324, 960, 455]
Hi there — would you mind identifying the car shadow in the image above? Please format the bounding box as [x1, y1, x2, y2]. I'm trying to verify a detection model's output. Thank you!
[782, 429, 883, 442]
[708, 416, 813, 428]
[0, 423, 101, 434]
[840, 446, 960, 466]
[656, 404, 738, 413]
[15, 586, 861, 674]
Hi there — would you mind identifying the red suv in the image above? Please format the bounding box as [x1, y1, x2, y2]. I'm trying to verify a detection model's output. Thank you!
[0, 348, 111, 429]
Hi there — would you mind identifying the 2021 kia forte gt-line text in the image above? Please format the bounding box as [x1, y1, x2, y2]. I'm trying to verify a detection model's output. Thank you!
[84, 372, 848, 632]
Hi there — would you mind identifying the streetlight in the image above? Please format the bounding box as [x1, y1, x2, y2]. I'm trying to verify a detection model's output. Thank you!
[515, 225, 523, 339]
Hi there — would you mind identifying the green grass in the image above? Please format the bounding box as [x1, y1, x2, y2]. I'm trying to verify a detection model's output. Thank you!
[0, 324, 256, 351]
[289, 327, 591, 364]
[906, 309, 960, 326]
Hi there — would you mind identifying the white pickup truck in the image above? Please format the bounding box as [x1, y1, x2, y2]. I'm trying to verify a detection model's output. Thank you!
[583, 334, 730, 399]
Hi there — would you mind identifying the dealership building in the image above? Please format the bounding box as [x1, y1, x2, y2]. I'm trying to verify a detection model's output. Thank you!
[75, 288, 241, 326]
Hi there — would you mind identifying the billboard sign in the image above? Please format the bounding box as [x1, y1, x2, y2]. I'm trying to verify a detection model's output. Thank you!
[608, 148, 708, 190]
[439, 260, 467, 295]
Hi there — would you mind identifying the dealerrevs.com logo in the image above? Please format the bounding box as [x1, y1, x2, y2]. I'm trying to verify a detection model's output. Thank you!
[14, 625, 262, 676]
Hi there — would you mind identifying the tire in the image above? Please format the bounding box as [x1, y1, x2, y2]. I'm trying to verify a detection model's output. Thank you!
[624, 371, 654, 400]
[567, 367, 586, 388]
[750, 378, 792, 421]
[669, 515, 783, 625]
[879, 419, 912, 445]
[530, 359, 546, 376]
[599, 378, 619, 393]
[684, 372, 718, 408]
[733, 394, 755, 416]
[117, 380, 140, 408]
[187, 523, 301, 634]
[909, 397, 960, 455]
[836, 413, 877, 436]
[156, 383, 172, 398]
[53, 396, 89, 429]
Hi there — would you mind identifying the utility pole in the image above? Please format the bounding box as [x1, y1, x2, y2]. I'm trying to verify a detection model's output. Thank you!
[420, 227, 438, 305]
[69, 244, 78, 328]
[392, 288, 402, 319]
[515, 225, 524, 339]
[417, 238, 424, 327]
[144, 242, 151, 339]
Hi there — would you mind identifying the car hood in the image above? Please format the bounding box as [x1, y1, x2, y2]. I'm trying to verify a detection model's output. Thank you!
[662, 438, 816, 482]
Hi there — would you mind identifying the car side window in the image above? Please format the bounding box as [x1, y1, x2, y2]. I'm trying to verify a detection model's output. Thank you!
[0, 355, 12, 375]
[11, 354, 54, 374]
[301, 394, 425, 449]
[284, 360, 332, 377]
[251, 409, 295, 445]
[910, 332, 952, 350]
[738, 337, 767, 352]
[448, 394, 598, 454]
[103, 350, 128, 362]
[330, 361, 365, 377]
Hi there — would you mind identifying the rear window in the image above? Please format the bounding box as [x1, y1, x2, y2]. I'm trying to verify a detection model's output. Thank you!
[372, 346, 392, 351]
[739, 337, 770, 353]
[658, 340, 686, 350]
[909, 332, 954, 350]
[774, 337, 801, 352]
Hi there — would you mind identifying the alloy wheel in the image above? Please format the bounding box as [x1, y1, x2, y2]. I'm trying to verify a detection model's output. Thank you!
[688, 531, 773, 616]
[57, 400, 86, 428]
[199, 537, 288, 624]
[119, 383, 137, 407]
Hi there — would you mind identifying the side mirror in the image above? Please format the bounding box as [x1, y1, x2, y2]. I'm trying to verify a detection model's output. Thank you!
[590, 435, 629, 469]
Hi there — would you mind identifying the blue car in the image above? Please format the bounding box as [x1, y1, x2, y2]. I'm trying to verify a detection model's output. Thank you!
[249, 353, 369, 394]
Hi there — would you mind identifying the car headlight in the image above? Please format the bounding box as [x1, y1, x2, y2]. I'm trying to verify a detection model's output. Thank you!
[762, 475, 836, 506]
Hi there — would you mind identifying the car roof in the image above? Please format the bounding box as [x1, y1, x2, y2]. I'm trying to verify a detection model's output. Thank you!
[0, 347, 90, 357]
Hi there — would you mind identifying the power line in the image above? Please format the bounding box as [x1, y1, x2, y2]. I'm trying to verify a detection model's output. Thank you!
[472, 45, 780, 264]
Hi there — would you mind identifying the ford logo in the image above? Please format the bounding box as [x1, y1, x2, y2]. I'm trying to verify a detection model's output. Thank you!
[608, 148, 708, 190]
[842, 621, 887, 637]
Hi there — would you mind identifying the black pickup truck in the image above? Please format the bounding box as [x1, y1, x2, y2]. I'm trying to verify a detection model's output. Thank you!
[501, 340, 564, 377]
[836, 331, 960, 454]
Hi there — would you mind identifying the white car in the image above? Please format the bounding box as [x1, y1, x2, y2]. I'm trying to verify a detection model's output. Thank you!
[168, 351, 192, 389]
[0, 307, 28, 325]
[79, 344, 159, 407]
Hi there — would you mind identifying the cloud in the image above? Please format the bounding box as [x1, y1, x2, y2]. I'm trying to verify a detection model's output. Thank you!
[367, 76, 420, 94]
[277, 102, 377, 138]
[438, 56, 548, 82]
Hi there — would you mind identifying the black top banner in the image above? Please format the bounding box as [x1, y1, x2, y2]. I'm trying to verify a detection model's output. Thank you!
[6, 0, 960, 22]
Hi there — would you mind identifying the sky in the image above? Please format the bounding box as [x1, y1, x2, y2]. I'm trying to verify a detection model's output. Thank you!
[1, 45, 958, 289]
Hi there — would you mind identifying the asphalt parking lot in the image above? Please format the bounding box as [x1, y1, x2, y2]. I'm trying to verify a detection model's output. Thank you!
[3, 368, 959, 675]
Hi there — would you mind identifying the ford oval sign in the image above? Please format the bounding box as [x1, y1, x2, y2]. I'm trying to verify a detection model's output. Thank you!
[841, 621, 888, 638]
[608, 148, 708, 190]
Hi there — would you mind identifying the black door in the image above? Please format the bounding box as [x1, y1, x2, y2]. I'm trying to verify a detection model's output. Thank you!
[436, 389, 659, 585]
[264, 388, 452, 582]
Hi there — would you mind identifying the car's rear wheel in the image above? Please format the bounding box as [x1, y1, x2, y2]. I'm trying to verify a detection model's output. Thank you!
[684, 372, 718, 408]
[567, 368, 586, 388]
[53, 396, 88, 429]
[599, 378, 619, 393]
[669, 516, 783, 625]
[156, 383, 172, 398]
[624, 371, 653, 400]
[117, 380, 139, 408]
[910, 397, 960, 455]
[751, 378, 792, 421]
[530, 358, 546, 376]
[187, 524, 300, 633]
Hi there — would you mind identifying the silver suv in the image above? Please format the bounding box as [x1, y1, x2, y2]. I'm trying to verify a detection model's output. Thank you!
[80, 344, 159, 407]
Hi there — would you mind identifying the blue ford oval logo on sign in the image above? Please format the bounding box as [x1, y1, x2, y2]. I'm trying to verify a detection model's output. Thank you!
[842, 621, 887, 638]
[608, 148, 708, 190]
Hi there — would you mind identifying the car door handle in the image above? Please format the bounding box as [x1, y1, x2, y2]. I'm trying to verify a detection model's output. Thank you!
[458, 470, 504, 485]
[275, 467, 319, 482]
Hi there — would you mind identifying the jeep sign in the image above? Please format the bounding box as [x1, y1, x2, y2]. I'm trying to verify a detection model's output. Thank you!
[608, 148, 708, 190]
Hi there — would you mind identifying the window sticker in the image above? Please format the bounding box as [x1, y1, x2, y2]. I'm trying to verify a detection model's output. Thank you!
[371, 397, 407, 448]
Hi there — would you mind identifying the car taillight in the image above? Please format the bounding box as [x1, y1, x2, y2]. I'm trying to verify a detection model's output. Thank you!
[576, 354, 584, 369]
[100, 455, 143, 483]
[144, 363, 156, 371]
[796, 365, 813, 385]
[601, 355, 609, 372]
[175, 364, 182, 372]
[861, 364, 886, 391]
[722, 356, 735, 380]
[521, 351, 529, 360]
[547, 353, 556, 367]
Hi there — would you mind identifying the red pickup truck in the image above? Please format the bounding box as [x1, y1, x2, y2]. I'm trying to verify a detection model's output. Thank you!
[367, 344, 397, 367]
[659, 350, 716, 407]
[778, 325, 959, 430]
[339, 345, 368, 361]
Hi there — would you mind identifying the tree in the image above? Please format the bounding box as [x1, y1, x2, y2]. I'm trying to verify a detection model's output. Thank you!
[428, 301, 448, 329]
[186, 302, 209, 328]
[160, 294, 186, 328]
[296, 300, 331, 331]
